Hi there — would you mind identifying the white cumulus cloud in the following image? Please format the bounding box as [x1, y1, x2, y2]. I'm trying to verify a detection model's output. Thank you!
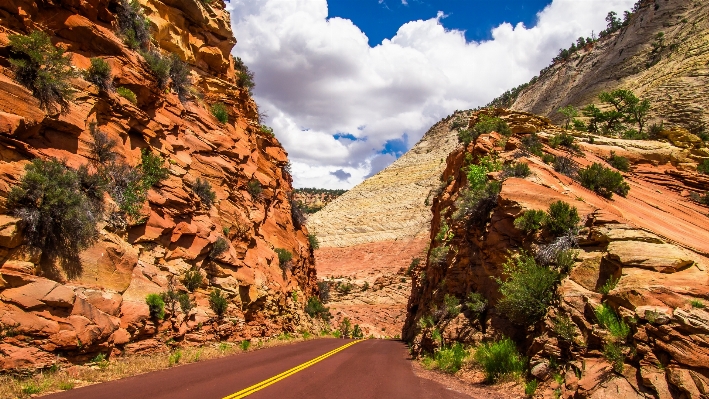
[227, 0, 635, 189]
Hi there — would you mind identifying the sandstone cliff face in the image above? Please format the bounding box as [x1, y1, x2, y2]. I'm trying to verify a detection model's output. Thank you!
[404, 110, 709, 398]
[512, 0, 709, 133]
[0, 0, 316, 371]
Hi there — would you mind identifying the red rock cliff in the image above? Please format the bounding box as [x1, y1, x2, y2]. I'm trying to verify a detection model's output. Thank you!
[0, 0, 317, 370]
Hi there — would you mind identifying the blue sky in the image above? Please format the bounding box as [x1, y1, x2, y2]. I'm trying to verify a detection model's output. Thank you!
[328, 0, 553, 45]
[229, 0, 635, 189]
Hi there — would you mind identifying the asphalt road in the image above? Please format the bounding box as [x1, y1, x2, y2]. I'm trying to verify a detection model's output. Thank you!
[45, 339, 471, 399]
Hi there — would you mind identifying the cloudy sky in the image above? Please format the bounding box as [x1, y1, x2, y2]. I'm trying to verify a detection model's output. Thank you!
[226, 0, 635, 189]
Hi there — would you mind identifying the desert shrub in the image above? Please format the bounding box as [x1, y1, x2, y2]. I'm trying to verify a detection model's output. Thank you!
[554, 249, 577, 274]
[235, 57, 255, 91]
[308, 233, 319, 250]
[88, 123, 117, 164]
[140, 50, 171, 88]
[275, 248, 292, 272]
[161, 276, 180, 316]
[247, 179, 262, 198]
[116, 0, 151, 50]
[338, 282, 353, 294]
[339, 317, 352, 338]
[690, 299, 705, 308]
[514, 209, 546, 232]
[457, 129, 477, 146]
[598, 275, 619, 295]
[317, 281, 330, 303]
[542, 153, 556, 164]
[549, 132, 577, 150]
[473, 114, 511, 136]
[525, 380, 539, 397]
[168, 54, 191, 101]
[573, 119, 587, 131]
[474, 337, 526, 382]
[521, 133, 543, 156]
[146, 293, 165, 319]
[452, 180, 502, 224]
[116, 87, 137, 104]
[352, 324, 364, 339]
[546, 201, 580, 236]
[558, 105, 579, 129]
[208, 288, 228, 318]
[193, 178, 216, 209]
[240, 340, 251, 351]
[211, 102, 229, 123]
[178, 293, 194, 314]
[9, 31, 77, 113]
[503, 162, 531, 178]
[209, 237, 229, 258]
[553, 314, 577, 341]
[595, 303, 630, 342]
[647, 122, 664, 139]
[465, 292, 487, 318]
[406, 257, 421, 276]
[608, 151, 630, 172]
[260, 125, 274, 137]
[578, 163, 630, 198]
[496, 252, 560, 326]
[429, 245, 449, 265]
[434, 343, 469, 374]
[698, 159, 709, 175]
[140, 149, 170, 188]
[604, 342, 624, 373]
[305, 297, 331, 320]
[690, 192, 709, 206]
[443, 294, 460, 317]
[7, 158, 102, 273]
[84, 57, 113, 92]
[553, 156, 578, 177]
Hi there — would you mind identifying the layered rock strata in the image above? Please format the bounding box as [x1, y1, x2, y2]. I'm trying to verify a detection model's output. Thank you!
[0, 0, 316, 371]
[512, 0, 709, 133]
[404, 110, 709, 398]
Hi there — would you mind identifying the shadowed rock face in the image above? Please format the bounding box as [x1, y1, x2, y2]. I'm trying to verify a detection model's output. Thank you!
[0, 0, 317, 370]
[511, 0, 709, 134]
[404, 109, 709, 398]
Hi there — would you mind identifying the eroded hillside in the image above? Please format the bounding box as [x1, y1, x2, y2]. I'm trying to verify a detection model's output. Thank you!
[511, 0, 709, 133]
[404, 109, 709, 398]
[0, 0, 316, 371]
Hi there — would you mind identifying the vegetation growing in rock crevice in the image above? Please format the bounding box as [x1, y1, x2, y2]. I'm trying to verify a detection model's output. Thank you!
[9, 31, 77, 113]
[578, 163, 630, 199]
[193, 178, 216, 210]
[116, 0, 151, 50]
[84, 58, 113, 92]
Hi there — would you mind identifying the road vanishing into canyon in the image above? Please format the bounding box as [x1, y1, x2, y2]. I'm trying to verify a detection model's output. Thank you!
[45, 339, 472, 399]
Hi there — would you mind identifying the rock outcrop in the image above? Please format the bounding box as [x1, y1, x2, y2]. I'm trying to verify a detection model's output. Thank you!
[404, 110, 709, 398]
[511, 0, 709, 133]
[0, 0, 316, 371]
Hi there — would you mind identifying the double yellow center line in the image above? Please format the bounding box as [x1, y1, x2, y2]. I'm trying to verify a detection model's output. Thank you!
[222, 340, 363, 399]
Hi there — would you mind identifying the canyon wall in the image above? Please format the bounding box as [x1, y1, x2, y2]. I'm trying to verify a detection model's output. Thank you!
[0, 0, 317, 371]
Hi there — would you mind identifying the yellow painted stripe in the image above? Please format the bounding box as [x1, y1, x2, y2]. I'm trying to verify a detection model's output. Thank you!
[222, 340, 362, 399]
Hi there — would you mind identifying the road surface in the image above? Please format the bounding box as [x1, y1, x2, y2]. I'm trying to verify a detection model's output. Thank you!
[45, 339, 471, 399]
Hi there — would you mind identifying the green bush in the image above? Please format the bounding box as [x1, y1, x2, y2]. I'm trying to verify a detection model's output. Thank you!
[429, 245, 449, 265]
[546, 201, 580, 236]
[7, 158, 102, 273]
[193, 178, 216, 209]
[608, 151, 630, 172]
[553, 314, 577, 341]
[178, 293, 194, 314]
[514, 209, 546, 232]
[352, 324, 364, 339]
[553, 156, 577, 177]
[457, 129, 477, 146]
[603, 342, 624, 373]
[84, 57, 113, 92]
[698, 159, 709, 175]
[443, 294, 460, 317]
[555, 249, 577, 274]
[595, 303, 630, 342]
[542, 153, 556, 164]
[451, 180, 502, 224]
[247, 179, 262, 198]
[525, 380, 539, 397]
[521, 133, 543, 156]
[211, 102, 229, 123]
[406, 257, 420, 276]
[140, 50, 171, 88]
[473, 114, 511, 136]
[578, 163, 630, 198]
[690, 299, 705, 308]
[88, 123, 117, 164]
[9, 31, 77, 112]
[339, 317, 352, 338]
[209, 288, 228, 318]
[183, 268, 203, 292]
[598, 275, 619, 295]
[496, 252, 560, 325]
[305, 297, 331, 320]
[116, 87, 137, 104]
[558, 105, 579, 130]
[434, 343, 469, 373]
[465, 292, 487, 318]
[146, 293, 165, 319]
[308, 233, 319, 250]
[116, 0, 151, 50]
[260, 125, 274, 137]
[140, 149, 170, 188]
[275, 248, 292, 273]
[209, 237, 229, 258]
[235, 57, 255, 91]
[690, 191, 709, 206]
[503, 162, 531, 178]
[549, 132, 577, 150]
[169, 54, 191, 101]
[474, 337, 526, 382]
